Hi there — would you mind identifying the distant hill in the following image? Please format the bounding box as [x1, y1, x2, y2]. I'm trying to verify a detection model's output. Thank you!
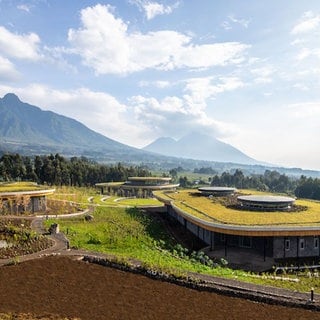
[0, 93, 154, 161]
[1, 93, 319, 178]
[143, 132, 259, 165]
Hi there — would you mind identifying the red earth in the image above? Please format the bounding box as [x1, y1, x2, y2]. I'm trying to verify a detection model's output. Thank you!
[0, 256, 320, 320]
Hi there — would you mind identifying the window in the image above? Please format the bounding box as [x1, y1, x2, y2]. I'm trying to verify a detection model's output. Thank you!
[220, 234, 226, 243]
[299, 238, 305, 250]
[285, 239, 290, 251]
[314, 237, 319, 249]
[240, 236, 252, 248]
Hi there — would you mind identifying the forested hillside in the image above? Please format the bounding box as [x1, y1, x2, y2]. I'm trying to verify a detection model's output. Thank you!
[0, 153, 151, 186]
[1, 153, 320, 201]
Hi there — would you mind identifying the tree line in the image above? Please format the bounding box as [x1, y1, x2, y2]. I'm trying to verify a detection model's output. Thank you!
[1, 153, 320, 201]
[0, 153, 151, 186]
[209, 169, 320, 200]
[171, 166, 320, 201]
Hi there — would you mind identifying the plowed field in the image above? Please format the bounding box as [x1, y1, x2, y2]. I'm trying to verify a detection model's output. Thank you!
[0, 256, 319, 320]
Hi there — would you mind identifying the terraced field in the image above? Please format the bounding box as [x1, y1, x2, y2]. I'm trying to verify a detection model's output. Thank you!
[0, 256, 320, 320]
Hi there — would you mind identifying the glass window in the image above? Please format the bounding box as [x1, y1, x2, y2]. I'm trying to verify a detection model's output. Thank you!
[314, 237, 319, 249]
[240, 236, 252, 248]
[299, 238, 305, 250]
[285, 239, 290, 251]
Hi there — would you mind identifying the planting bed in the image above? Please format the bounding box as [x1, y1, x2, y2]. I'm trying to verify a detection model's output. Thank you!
[0, 256, 320, 320]
[0, 219, 52, 259]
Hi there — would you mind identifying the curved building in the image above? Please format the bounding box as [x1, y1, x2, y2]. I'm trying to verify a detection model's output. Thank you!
[0, 183, 55, 214]
[237, 195, 295, 211]
[154, 189, 320, 270]
[96, 177, 179, 198]
[198, 186, 237, 197]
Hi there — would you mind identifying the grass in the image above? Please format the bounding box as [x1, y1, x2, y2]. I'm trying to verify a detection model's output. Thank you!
[49, 186, 163, 208]
[154, 189, 320, 226]
[0, 182, 46, 193]
[45, 205, 320, 293]
[45, 206, 221, 274]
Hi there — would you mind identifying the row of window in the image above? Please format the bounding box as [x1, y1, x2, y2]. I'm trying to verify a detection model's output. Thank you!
[220, 234, 252, 248]
[285, 237, 319, 251]
[219, 234, 320, 251]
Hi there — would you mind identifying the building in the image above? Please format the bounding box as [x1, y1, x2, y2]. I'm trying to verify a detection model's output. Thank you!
[237, 195, 295, 211]
[154, 189, 320, 270]
[0, 183, 55, 214]
[96, 177, 179, 198]
[198, 186, 237, 197]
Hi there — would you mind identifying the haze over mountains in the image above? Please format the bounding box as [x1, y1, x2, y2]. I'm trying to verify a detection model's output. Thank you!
[1, 93, 320, 177]
[0, 93, 151, 161]
[143, 133, 258, 165]
[0, 93, 258, 165]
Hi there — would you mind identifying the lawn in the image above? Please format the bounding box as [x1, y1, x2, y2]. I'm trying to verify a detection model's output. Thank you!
[46, 205, 320, 293]
[154, 189, 320, 226]
[49, 186, 163, 208]
[0, 182, 47, 193]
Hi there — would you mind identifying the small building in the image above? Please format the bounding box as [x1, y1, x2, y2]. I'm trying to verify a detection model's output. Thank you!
[96, 177, 179, 198]
[237, 195, 295, 211]
[0, 183, 55, 214]
[198, 186, 237, 197]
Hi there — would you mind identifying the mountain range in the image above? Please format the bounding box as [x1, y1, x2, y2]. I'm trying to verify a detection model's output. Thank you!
[1, 93, 319, 178]
[0, 93, 258, 165]
[0, 93, 153, 162]
[143, 133, 258, 165]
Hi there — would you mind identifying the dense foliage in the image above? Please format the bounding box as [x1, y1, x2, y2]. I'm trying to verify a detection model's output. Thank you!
[209, 169, 320, 200]
[171, 167, 320, 200]
[210, 169, 320, 200]
[1, 152, 320, 200]
[209, 169, 294, 192]
[0, 153, 150, 186]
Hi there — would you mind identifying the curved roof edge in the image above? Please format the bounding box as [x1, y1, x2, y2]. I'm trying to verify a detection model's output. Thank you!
[0, 189, 55, 198]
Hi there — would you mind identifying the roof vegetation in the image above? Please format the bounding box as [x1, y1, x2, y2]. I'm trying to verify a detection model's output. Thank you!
[154, 189, 320, 227]
[0, 182, 46, 193]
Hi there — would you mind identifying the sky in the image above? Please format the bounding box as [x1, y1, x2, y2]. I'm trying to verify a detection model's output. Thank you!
[0, 1, 320, 170]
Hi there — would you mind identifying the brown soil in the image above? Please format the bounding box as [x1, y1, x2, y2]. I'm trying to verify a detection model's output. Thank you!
[0, 256, 320, 320]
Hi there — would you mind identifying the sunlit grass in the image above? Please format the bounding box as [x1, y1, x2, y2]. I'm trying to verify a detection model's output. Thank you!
[48, 186, 163, 208]
[155, 189, 320, 226]
[0, 182, 46, 193]
[46, 205, 320, 293]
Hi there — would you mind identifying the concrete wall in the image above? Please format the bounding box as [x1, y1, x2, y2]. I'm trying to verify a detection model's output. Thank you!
[0, 195, 47, 214]
[273, 236, 320, 259]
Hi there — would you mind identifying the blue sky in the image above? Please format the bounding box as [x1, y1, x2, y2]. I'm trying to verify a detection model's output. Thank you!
[0, 1, 320, 170]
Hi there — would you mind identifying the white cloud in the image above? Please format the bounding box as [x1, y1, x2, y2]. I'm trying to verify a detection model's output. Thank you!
[0, 55, 20, 81]
[228, 15, 250, 28]
[183, 76, 244, 111]
[131, 0, 179, 20]
[129, 77, 242, 141]
[221, 15, 250, 30]
[0, 26, 41, 61]
[287, 101, 320, 118]
[291, 11, 320, 35]
[130, 93, 236, 140]
[68, 4, 249, 75]
[17, 4, 31, 12]
[250, 66, 275, 84]
[138, 80, 171, 88]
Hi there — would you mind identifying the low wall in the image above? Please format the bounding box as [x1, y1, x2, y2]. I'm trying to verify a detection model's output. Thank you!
[82, 255, 320, 311]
